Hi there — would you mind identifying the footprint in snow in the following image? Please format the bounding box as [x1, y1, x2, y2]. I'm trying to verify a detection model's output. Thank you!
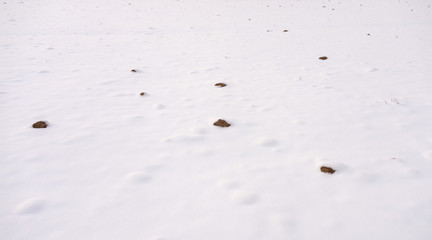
[153, 104, 165, 110]
[15, 198, 46, 215]
[192, 127, 207, 135]
[217, 179, 239, 190]
[230, 191, 259, 205]
[126, 172, 152, 184]
[163, 134, 203, 142]
[291, 119, 305, 125]
[255, 137, 278, 147]
[422, 151, 432, 160]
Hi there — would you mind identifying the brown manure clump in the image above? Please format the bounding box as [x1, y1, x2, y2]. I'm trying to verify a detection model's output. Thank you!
[320, 166, 336, 174]
[215, 83, 227, 88]
[33, 121, 48, 128]
[213, 119, 231, 127]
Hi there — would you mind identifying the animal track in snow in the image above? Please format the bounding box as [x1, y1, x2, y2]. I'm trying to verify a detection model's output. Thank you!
[191, 127, 207, 135]
[204, 67, 220, 72]
[112, 93, 135, 97]
[255, 137, 278, 147]
[422, 151, 432, 160]
[230, 191, 259, 205]
[153, 104, 166, 110]
[126, 172, 152, 184]
[366, 68, 378, 72]
[291, 119, 305, 125]
[217, 179, 239, 190]
[15, 198, 46, 215]
[385, 98, 400, 105]
[163, 134, 203, 142]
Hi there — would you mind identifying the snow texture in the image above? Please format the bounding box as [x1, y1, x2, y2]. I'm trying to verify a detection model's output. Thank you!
[1, 0, 432, 239]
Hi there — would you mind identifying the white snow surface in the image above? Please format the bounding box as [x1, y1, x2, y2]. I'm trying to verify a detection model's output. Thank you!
[1, 0, 432, 239]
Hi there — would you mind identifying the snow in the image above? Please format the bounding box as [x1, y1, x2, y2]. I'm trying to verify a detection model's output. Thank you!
[1, 0, 432, 239]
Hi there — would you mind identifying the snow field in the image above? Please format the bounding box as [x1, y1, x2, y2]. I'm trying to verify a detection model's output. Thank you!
[1, 0, 432, 239]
